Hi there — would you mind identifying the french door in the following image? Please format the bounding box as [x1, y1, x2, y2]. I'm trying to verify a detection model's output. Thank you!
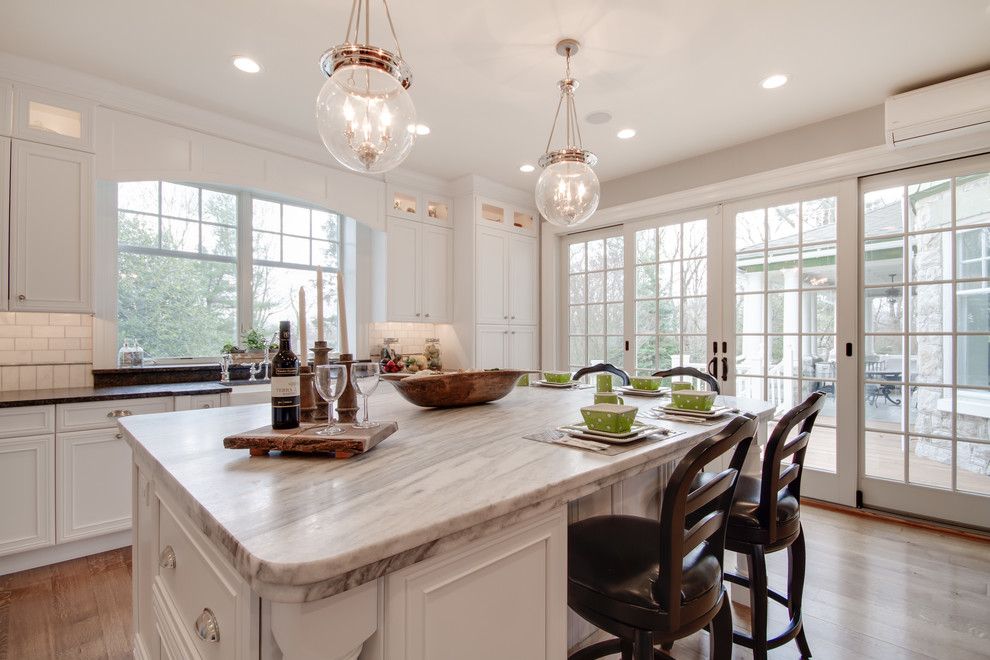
[720, 183, 859, 504]
[859, 155, 990, 529]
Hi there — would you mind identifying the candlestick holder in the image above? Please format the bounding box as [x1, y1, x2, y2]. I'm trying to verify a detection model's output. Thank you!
[299, 365, 316, 422]
[335, 352, 358, 424]
[312, 341, 331, 421]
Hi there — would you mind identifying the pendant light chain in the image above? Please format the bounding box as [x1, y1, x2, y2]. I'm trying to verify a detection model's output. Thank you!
[542, 45, 586, 155]
[341, 0, 403, 58]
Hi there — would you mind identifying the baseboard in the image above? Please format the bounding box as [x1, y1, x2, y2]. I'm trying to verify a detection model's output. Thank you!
[803, 498, 990, 543]
[0, 530, 132, 575]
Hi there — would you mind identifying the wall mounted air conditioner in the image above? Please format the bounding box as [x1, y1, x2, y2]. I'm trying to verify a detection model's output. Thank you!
[885, 70, 990, 147]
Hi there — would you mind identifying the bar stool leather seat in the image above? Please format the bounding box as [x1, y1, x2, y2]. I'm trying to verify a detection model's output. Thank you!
[569, 515, 723, 618]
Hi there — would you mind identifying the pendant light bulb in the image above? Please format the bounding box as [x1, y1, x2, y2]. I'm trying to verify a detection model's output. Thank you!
[536, 40, 600, 227]
[316, 0, 416, 173]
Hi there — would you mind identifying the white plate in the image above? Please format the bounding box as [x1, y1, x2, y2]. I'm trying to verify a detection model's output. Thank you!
[617, 386, 670, 397]
[657, 403, 730, 418]
[559, 420, 653, 439]
[534, 380, 575, 388]
[557, 423, 669, 445]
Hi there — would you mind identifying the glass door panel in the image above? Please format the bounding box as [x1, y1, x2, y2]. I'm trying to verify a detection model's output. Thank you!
[728, 194, 840, 471]
[860, 156, 990, 529]
[629, 216, 714, 385]
[564, 230, 625, 379]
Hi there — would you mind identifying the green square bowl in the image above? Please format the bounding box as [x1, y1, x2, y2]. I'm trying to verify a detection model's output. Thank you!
[629, 376, 662, 391]
[543, 371, 572, 384]
[670, 390, 717, 411]
[580, 404, 639, 434]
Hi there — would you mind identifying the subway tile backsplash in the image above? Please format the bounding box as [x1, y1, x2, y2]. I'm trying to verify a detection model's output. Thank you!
[368, 322, 439, 358]
[0, 312, 94, 390]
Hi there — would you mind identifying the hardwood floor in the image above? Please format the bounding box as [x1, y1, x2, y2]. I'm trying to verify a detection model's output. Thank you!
[1, 507, 988, 659]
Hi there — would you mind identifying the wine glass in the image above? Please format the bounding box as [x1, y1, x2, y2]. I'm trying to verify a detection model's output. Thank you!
[351, 362, 381, 429]
[313, 364, 347, 435]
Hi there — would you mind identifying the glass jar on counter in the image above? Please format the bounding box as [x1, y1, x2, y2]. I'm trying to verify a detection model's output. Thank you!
[423, 337, 442, 371]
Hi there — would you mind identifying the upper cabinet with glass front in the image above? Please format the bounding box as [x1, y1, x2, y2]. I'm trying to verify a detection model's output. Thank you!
[12, 85, 94, 152]
[476, 197, 538, 236]
[387, 184, 452, 226]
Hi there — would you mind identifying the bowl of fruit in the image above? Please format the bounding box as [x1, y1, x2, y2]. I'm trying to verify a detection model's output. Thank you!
[383, 369, 535, 408]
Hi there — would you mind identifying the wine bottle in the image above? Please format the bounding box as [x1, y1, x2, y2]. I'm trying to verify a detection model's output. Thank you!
[271, 321, 301, 429]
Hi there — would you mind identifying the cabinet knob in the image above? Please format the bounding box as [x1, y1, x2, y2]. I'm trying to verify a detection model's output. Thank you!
[503, 331, 508, 335]
[503, 315, 508, 319]
[511, 331, 516, 335]
[425, 313, 430, 318]
[159, 545, 176, 569]
[415, 312, 421, 317]
[200, 404, 212, 409]
[194, 608, 220, 643]
[107, 409, 133, 418]
[115, 432, 123, 440]
[17, 294, 26, 301]
[511, 316, 516, 319]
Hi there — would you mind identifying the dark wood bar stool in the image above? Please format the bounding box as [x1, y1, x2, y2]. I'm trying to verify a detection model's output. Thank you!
[652, 366, 721, 394]
[568, 414, 758, 660]
[573, 362, 631, 386]
[722, 391, 826, 659]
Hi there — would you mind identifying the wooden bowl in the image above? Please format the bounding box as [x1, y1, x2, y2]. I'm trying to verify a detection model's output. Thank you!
[383, 370, 534, 408]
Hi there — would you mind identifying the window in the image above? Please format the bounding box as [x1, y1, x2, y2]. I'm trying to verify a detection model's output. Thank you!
[117, 182, 342, 359]
[567, 234, 624, 373]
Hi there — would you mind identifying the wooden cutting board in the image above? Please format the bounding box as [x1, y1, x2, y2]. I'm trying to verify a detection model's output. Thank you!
[223, 421, 398, 458]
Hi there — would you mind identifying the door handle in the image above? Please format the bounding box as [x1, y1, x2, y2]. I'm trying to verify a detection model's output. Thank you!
[720, 357, 728, 382]
[707, 355, 718, 379]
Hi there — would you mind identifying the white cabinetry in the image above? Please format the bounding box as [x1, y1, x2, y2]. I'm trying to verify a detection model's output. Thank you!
[383, 507, 566, 660]
[56, 428, 133, 543]
[9, 140, 93, 312]
[456, 188, 540, 370]
[385, 216, 453, 323]
[0, 137, 9, 311]
[0, 405, 55, 558]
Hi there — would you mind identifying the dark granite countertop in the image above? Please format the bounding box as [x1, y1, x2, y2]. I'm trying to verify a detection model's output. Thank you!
[0, 382, 233, 408]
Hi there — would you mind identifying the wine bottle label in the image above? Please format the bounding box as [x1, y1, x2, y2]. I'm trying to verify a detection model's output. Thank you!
[271, 376, 300, 401]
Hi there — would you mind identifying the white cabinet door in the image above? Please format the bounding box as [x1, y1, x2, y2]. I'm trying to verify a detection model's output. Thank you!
[508, 326, 538, 370]
[475, 325, 508, 370]
[508, 235, 539, 325]
[0, 434, 55, 557]
[9, 140, 93, 312]
[56, 428, 132, 542]
[475, 227, 509, 325]
[387, 217, 422, 322]
[420, 225, 452, 322]
[0, 137, 9, 311]
[133, 466, 161, 660]
[383, 507, 566, 660]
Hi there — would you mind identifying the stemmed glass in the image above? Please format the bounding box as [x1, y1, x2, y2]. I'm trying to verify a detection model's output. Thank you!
[351, 362, 381, 429]
[313, 364, 347, 435]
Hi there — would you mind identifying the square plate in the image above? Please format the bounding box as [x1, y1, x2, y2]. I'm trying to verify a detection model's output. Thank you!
[657, 403, 730, 418]
[557, 421, 669, 444]
[534, 380, 575, 388]
[617, 386, 670, 397]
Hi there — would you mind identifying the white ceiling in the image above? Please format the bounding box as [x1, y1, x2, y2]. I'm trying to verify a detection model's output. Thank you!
[1, 1, 989, 188]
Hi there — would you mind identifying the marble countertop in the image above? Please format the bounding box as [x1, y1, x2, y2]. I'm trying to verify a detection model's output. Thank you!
[0, 381, 233, 408]
[119, 387, 773, 603]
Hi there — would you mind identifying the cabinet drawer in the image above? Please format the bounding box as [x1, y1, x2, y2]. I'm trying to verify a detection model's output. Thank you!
[190, 394, 222, 410]
[0, 405, 54, 439]
[57, 397, 173, 432]
[157, 500, 241, 660]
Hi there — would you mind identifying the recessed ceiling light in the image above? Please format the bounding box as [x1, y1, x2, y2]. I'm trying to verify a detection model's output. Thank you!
[232, 56, 261, 74]
[616, 128, 636, 139]
[519, 164, 535, 173]
[760, 74, 788, 89]
[585, 111, 612, 125]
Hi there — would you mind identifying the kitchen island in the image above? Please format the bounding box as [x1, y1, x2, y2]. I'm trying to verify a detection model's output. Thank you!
[120, 386, 773, 660]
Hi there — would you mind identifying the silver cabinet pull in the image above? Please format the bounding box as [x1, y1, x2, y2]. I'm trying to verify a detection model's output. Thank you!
[415, 312, 421, 316]
[511, 315, 516, 319]
[195, 608, 220, 643]
[503, 315, 508, 319]
[17, 294, 26, 301]
[115, 432, 123, 440]
[425, 313, 430, 318]
[159, 545, 176, 569]
[200, 403, 212, 409]
[107, 409, 133, 418]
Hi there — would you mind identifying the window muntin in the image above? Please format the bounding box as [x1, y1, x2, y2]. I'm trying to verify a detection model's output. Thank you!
[117, 182, 342, 360]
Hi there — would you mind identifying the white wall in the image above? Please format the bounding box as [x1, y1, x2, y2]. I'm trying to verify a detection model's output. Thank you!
[601, 105, 885, 210]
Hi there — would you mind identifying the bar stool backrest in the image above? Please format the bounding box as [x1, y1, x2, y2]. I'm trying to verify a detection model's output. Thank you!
[656, 414, 757, 625]
[652, 366, 721, 394]
[572, 362, 631, 386]
[757, 391, 827, 538]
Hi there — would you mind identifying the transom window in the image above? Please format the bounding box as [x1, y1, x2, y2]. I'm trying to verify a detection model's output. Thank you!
[117, 181, 343, 360]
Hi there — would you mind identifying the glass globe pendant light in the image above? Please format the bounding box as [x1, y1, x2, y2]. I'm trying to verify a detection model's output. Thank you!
[316, 0, 416, 173]
[535, 39, 600, 228]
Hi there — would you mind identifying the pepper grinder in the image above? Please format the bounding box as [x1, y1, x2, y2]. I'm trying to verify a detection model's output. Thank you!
[335, 352, 358, 424]
[311, 340, 331, 421]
